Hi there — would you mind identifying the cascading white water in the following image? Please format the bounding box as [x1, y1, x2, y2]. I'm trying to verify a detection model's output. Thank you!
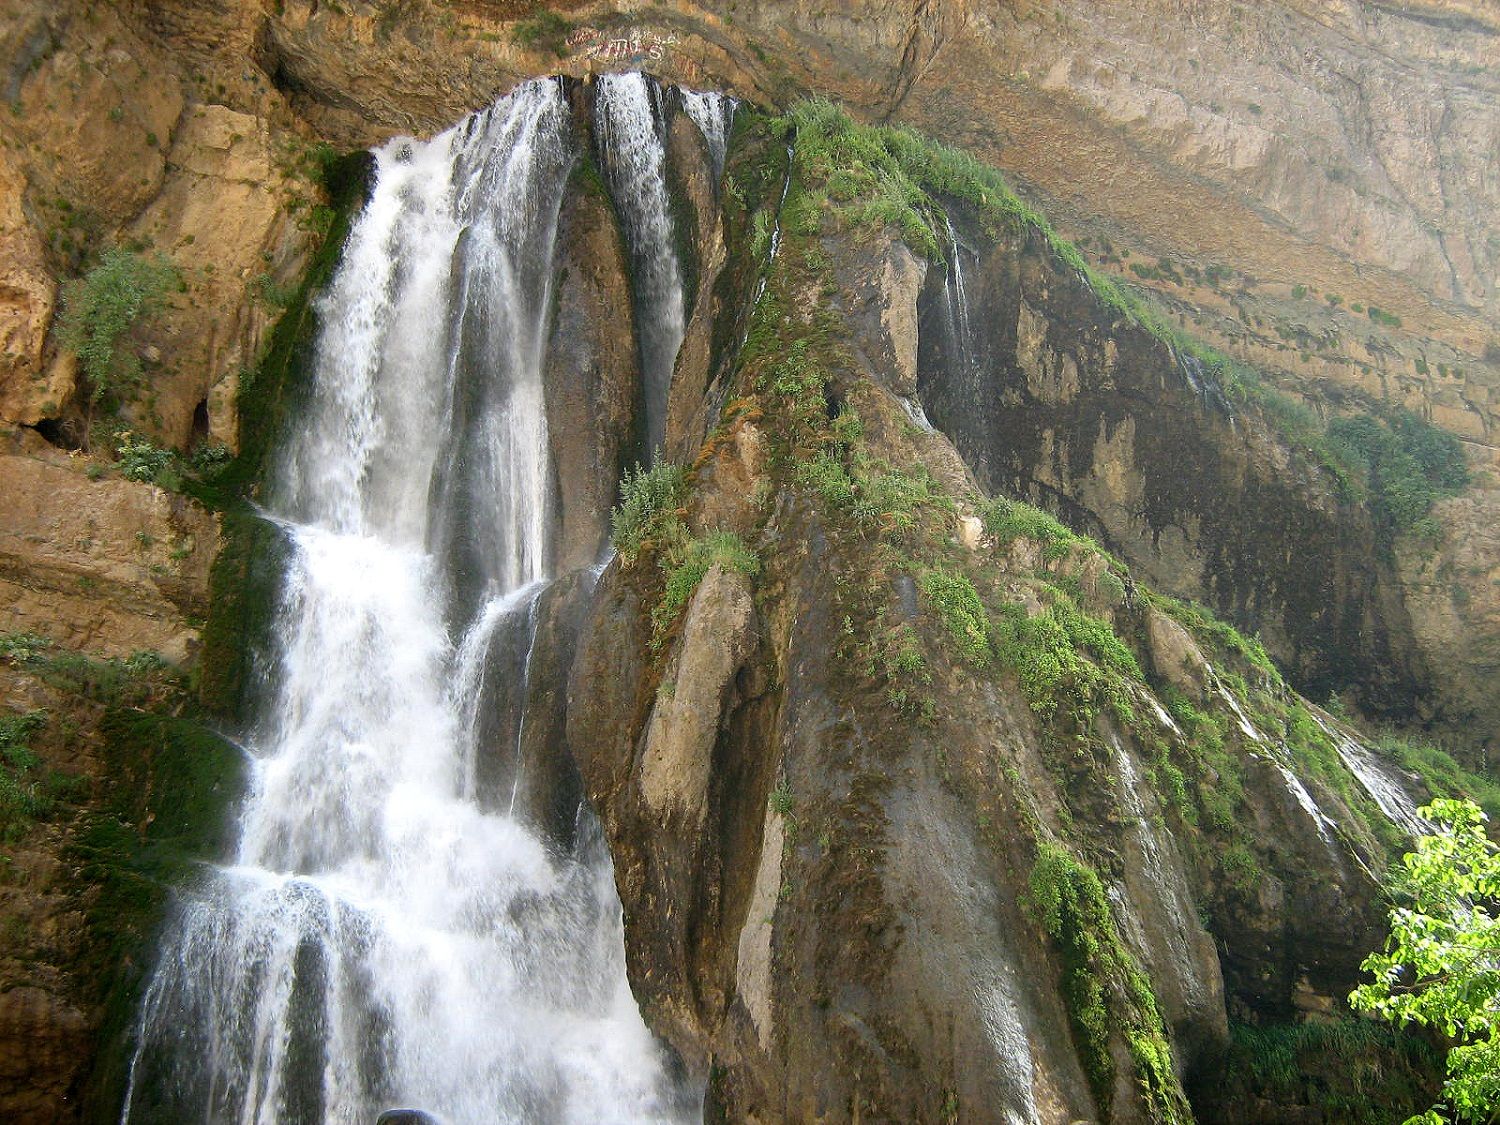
[941, 214, 975, 370]
[121, 78, 692, 1125]
[594, 73, 685, 458]
[679, 89, 735, 180]
[1310, 712, 1428, 836]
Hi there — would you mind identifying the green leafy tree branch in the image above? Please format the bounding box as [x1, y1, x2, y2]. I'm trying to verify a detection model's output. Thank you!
[1351, 798, 1500, 1124]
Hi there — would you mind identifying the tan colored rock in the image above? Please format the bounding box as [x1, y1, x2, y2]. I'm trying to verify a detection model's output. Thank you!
[0, 448, 219, 660]
[877, 241, 926, 396]
[957, 513, 983, 549]
[126, 103, 311, 448]
[1145, 607, 1211, 701]
[1, 6, 184, 228]
[691, 419, 768, 539]
[734, 806, 782, 1050]
[0, 151, 56, 425]
[639, 564, 757, 824]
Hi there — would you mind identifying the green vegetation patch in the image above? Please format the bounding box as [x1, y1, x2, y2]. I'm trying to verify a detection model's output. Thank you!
[651, 529, 759, 646]
[1029, 842, 1192, 1122]
[58, 248, 180, 408]
[1213, 1019, 1441, 1124]
[918, 567, 991, 666]
[0, 708, 71, 843]
[1327, 409, 1469, 536]
[1376, 732, 1500, 820]
[608, 461, 759, 648]
[511, 10, 574, 55]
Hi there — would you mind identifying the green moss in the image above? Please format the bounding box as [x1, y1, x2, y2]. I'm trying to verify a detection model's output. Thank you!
[866, 622, 935, 720]
[197, 508, 291, 722]
[0, 708, 67, 843]
[74, 707, 244, 1120]
[990, 595, 1137, 722]
[919, 566, 992, 666]
[982, 496, 1079, 557]
[1029, 842, 1193, 1122]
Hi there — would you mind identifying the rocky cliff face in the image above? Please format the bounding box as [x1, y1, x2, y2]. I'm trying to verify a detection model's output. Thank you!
[0, 1, 1492, 1121]
[558, 97, 1438, 1123]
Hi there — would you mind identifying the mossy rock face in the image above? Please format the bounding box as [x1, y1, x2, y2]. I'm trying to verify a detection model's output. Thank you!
[196, 506, 292, 723]
[74, 708, 245, 1123]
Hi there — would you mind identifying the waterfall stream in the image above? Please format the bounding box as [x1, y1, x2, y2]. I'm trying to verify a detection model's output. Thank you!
[120, 76, 701, 1125]
[594, 73, 684, 458]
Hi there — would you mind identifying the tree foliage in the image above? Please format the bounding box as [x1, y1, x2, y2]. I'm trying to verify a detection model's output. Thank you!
[1351, 798, 1500, 1123]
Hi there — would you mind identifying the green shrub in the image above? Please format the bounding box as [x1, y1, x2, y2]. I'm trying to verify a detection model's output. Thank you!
[1327, 409, 1468, 532]
[114, 430, 176, 484]
[869, 623, 934, 718]
[610, 462, 686, 564]
[0, 632, 52, 664]
[57, 249, 179, 404]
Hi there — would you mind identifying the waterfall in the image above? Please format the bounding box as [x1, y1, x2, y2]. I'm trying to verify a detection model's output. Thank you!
[594, 73, 685, 458]
[679, 88, 735, 180]
[121, 77, 692, 1125]
[942, 214, 975, 370]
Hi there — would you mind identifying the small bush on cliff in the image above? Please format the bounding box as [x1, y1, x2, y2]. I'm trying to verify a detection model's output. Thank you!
[114, 430, 176, 485]
[1351, 798, 1500, 1124]
[58, 248, 179, 406]
[1327, 409, 1468, 535]
[651, 530, 759, 647]
[611, 461, 685, 565]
